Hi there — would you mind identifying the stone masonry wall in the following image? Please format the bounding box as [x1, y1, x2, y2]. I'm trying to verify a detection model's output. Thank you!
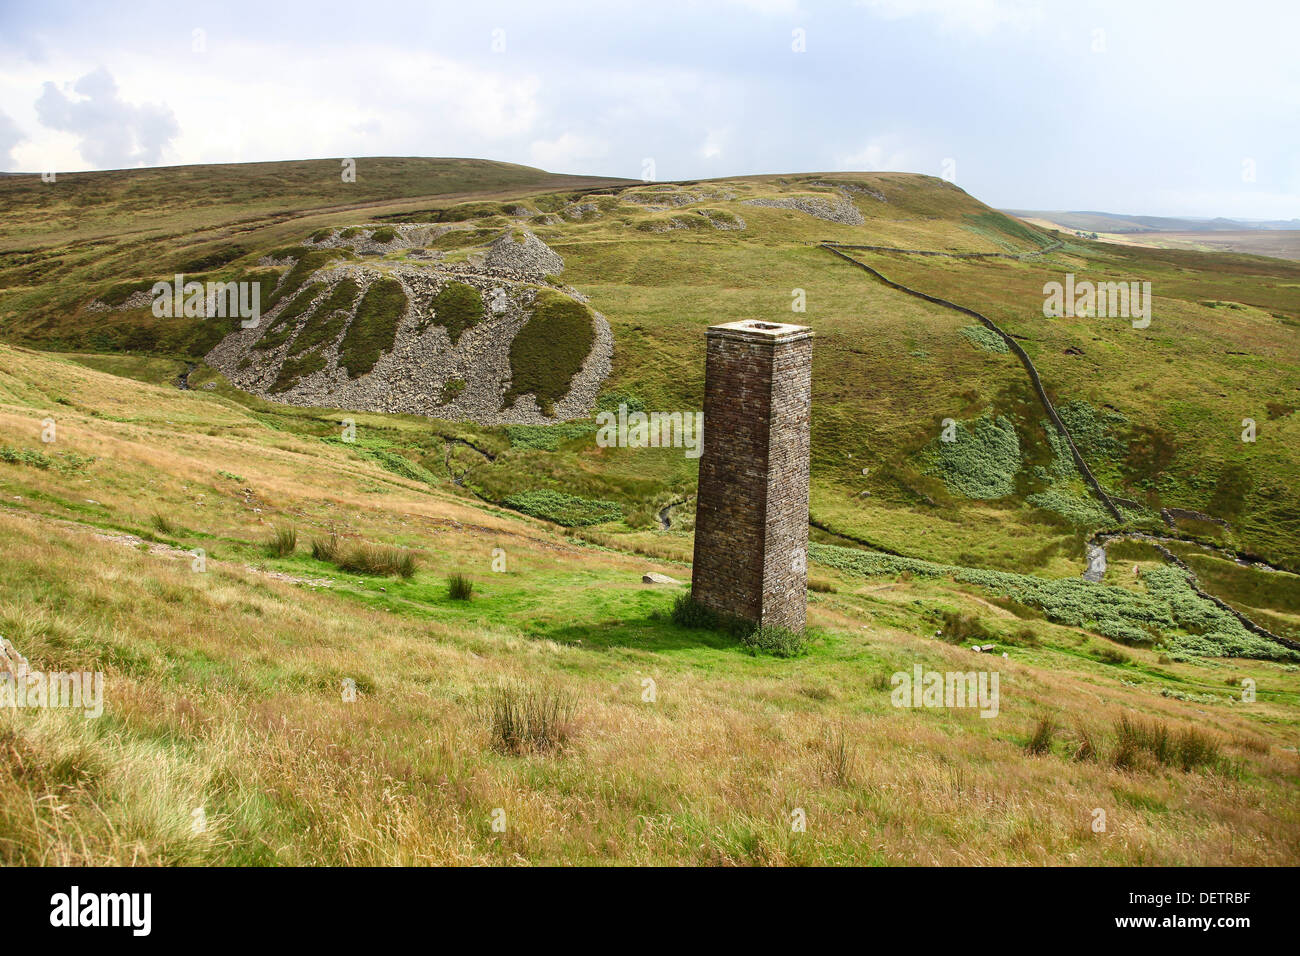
[691, 321, 812, 631]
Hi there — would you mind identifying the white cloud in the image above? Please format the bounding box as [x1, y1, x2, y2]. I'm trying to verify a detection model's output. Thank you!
[855, 0, 1043, 35]
[722, 0, 804, 16]
[0, 111, 23, 167]
[836, 136, 912, 172]
[527, 132, 610, 172]
[0, 45, 543, 171]
[700, 128, 729, 160]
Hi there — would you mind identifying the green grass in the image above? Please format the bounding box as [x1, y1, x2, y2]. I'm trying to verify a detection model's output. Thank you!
[264, 249, 350, 312]
[808, 541, 1297, 660]
[504, 422, 596, 451]
[439, 378, 466, 404]
[288, 278, 359, 356]
[338, 278, 407, 378]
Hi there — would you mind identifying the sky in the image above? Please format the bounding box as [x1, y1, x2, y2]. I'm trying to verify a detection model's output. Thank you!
[0, 0, 1296, 218]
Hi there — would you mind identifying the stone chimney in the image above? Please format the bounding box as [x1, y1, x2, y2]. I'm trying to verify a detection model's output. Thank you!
[690, 320, 813, 631]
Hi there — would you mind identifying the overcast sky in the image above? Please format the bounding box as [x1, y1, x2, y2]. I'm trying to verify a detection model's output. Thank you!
[1, 0, 1296, 218]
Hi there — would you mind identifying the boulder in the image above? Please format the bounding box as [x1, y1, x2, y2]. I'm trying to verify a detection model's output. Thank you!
[642, 572, 682, 585]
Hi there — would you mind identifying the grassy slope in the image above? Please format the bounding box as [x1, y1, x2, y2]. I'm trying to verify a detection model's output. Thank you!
[0, 344, 1297, 865]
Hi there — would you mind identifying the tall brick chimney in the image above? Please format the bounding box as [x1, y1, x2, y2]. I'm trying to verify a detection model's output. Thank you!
[691, 320, 813, 631]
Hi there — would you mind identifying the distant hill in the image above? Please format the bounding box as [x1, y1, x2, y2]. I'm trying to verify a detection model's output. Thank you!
[1003, 210, 1300, 234]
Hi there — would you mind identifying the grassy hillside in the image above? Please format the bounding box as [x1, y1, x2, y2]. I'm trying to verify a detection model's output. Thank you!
[0, 159, 1297, 864]
[1, 344, 1297, 864]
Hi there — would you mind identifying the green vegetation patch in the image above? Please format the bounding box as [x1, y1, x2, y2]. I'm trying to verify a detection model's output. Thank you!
[959, 325, 1009, 354]
[370, 226, 397, 244]
[924, 412, 1021, 499]
[172, 244, 249, 273]
[426, 281, 484, 343]
[962, 211, 1050, 249]
[288, 278, 358, 356]
[265, 249, 349, 311]
[809, 542, 1296, 660]
[338, 278, 407, 378]
[1057, 400, 1128, 460]
[0, 445, 95, 474]
[360, 448, 439, 485]
[270, 347, 327, 393]
[439, 378, 466, 404]
[505, 290, 595, 414]
[1027, 489, 1110, 526]
[505, 422, 597, 451]
[503, 489, 621, 526]
[255, 283, 323, 351]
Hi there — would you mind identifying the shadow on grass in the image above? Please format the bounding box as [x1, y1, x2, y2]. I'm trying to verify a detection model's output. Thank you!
[524, 614, 741, 653]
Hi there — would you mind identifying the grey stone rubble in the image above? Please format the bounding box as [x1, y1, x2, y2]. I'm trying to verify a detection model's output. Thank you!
[639, 210, 747, 233]
[485, 230, 564, 281]
[808, 180, 888, 203]
[205, 229, 612, 426]
[621, 185, 738, 210]
[743, 193, 866, 225]
[306, 222, 458, 256]
[698, 209, 746, 231]
[86, 288, 154, 312]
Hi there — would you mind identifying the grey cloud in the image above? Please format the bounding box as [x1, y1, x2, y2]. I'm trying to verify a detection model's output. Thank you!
[35, 67, 178, 169]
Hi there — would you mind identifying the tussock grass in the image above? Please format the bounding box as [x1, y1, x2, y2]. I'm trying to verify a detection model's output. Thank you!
[1026, 713, 1057, 755]
[338, 542, 415, 578]
[150, 511, 177, 535]
[1073, 721, 1098, 762]
[310, 533, 342, 563]
[483, 682, 577, 755]
[824, 725, 855, 784]
[1112, 713, 1224, 772]
[266, 524, 297, 557]
[310, 533, 415, 578]
[447, 574, 474, 601]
